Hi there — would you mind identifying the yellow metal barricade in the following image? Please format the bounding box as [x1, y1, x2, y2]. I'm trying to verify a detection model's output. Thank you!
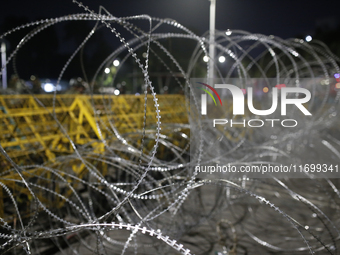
[0, 94, 188, 220]
[0, 94, 187, 166]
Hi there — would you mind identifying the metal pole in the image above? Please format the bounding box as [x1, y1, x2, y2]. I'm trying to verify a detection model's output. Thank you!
[208, 0, 216, 80]
[1, 42, 7, 90]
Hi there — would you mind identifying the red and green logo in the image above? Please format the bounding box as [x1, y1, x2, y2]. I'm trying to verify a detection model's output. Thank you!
[196, 82, 222, 106]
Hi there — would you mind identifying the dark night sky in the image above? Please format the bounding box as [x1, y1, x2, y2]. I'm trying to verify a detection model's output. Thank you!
[0, 0, 339, 81]
[1, 0, 339, 39]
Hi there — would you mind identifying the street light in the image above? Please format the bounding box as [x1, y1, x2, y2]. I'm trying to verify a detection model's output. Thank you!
[218, 56, 226, 63]
[305, 35, 312, 42]
[113, 59, 120, 67]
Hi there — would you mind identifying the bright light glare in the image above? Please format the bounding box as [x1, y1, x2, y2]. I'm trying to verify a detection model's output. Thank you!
[43, 83, 55, 93]
[305, 35, 312, 42]
[181, 133, 188, 138]
[225, 30, 232, 36]
[104, 67, 110, 74]
[114, 89, 120, 95]
[219, 56, 226, 63]
[291, 51, 299, 57]
[334, 73, 340, 79]
[203, 56, 209, 62]
[113, 60, 120, 67]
